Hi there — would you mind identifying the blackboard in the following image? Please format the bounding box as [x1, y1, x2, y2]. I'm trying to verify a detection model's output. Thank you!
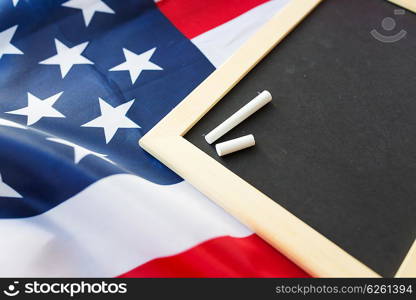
[185, 0, 416, 277]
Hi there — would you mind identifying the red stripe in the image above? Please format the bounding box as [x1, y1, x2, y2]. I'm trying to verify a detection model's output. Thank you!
[118, 234, 310, 278]
[156, 0, 271, 39]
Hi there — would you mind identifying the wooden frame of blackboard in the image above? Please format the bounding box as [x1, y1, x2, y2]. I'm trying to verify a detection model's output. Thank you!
[390, 0, 416, 13]
[139, 0, 416, 277]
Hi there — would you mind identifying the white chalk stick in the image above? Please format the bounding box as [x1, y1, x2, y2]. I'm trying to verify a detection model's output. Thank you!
[215, 134, 255, 157]
[205, 90, 272, 144]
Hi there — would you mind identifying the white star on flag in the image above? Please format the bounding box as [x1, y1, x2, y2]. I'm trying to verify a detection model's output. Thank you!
[6, 92, 65, 126]
[39, 39, 93, 78]
[47, 137, 114, 164]
[12, 0, 19, 7]
[109, 47, 163, 84]
[0, 25, 23, 60]
[62, 0, 115, 27]
[0, 173, 22, 198]
[82, 98, 140, 144]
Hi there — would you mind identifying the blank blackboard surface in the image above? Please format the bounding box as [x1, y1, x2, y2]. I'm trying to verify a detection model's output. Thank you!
[185, 0, 416, 277]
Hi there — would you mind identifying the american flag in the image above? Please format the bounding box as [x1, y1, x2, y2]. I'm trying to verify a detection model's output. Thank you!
[0, 0, 307, 277]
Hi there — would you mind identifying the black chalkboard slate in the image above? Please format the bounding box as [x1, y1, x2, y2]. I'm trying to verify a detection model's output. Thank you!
[185, 0, 416, 277]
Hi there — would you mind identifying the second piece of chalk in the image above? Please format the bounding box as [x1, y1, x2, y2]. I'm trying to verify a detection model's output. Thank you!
[205, 90, 272, 144]
[216, 134, 255, 157]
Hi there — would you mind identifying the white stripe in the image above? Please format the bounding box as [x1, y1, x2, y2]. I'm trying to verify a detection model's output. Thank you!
[191, 0, 290, 68]
[0, 174, 251, 277]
